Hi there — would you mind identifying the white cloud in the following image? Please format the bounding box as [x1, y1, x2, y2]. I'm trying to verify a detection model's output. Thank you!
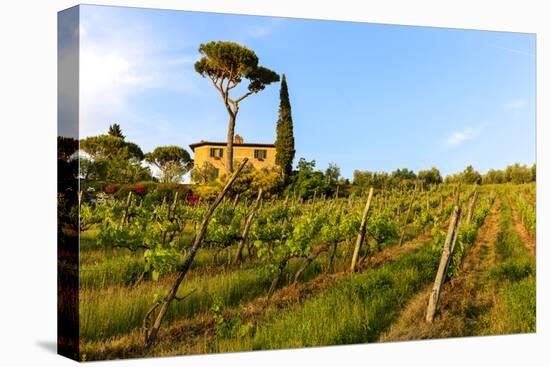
[505, 99, 527, 110]
[446, 128, 476, 146]
[79, 9, 199, 138]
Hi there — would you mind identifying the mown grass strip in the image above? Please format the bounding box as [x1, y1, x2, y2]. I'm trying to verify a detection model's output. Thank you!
[482, 190, 535, 334]
[211, 242, 439, 352]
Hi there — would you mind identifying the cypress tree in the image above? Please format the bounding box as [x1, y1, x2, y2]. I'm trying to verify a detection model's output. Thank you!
[275, 74, 295, 179]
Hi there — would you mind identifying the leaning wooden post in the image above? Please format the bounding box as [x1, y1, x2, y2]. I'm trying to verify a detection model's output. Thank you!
[350, 187, 374, 272]
[119, 191, 133, 229]
[426, 205, 461, 323]
[450, 214, 462, 254]
[454, 183, 461, 206]
[398, 196, 415, 247]
[234, 189, 263, 265]
[232, 192, 240, 208]
[466, 191, 478, 225]
[143, 158, 249, 348]
[335, 184, 340, 199]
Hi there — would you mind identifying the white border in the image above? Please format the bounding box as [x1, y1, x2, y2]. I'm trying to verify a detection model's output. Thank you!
[0, 1, 547, 366]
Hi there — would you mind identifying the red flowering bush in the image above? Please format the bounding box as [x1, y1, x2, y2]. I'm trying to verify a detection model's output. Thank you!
[133, 183, 146, 194]
[104, 184, 120, 194]
[186, 194, 201, 206]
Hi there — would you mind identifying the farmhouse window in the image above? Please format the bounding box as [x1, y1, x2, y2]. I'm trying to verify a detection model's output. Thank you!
[210, 148, 223, 158]
[254, 149, 267, 160]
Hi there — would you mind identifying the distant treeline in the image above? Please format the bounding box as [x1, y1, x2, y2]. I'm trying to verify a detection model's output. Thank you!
[59, 126, 535, 202]
[352, 163, 535, 192]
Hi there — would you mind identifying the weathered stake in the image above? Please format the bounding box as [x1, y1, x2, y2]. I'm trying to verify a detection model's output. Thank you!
[426, 205, 461, 323]
[350, 187, 374, 272]
[119, 191, 133, 229]
[143, 158, 249, 348]
[398, 196, 415, 247]
[232, 192, 240, 208]
[162, 191, 179, 245]
[466, 191, 478, 225]
[234, 189, 263, 265]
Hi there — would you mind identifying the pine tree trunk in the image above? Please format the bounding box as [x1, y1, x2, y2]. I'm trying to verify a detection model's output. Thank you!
[226, 112, 237, 173]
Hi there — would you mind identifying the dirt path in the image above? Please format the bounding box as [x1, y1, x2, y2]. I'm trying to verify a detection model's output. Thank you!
[508, 195, 535, 257]
[380, 197, 501, 341]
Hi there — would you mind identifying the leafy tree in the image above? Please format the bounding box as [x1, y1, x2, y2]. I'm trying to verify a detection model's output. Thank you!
[461, 165, 482, 184]
[80, 134, 150, 186]
[296, 158, 316, 173]
[145, 146, 193, 183]
[225, 162, 283, 198]
[531, 163, 536, 181]
[195, 41, 279, 173]
[325, 163, 340, 186]
[418, 167, 442, 187]
[80, 134, 144, 161]
[391, 168, 416, 189]
[324, 162, 341, 195]
[108, 123, 125, 139]
[505, 163, 532, 184]
[352, 170, 390, 190]
[391, 168, 417, 181]
[286, 158, 329, 199]
[80, 157, 151, 185]
[191, 161, 219, 184]
[275, 74, 295, 180]
[482, 169, 505, 184]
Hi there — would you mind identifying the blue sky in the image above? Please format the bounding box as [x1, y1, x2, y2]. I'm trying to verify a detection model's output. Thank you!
[77, 4, 536, 179]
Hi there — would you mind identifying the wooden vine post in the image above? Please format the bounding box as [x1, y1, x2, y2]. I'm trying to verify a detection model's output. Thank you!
[143, 158, 249, 348]
[350, 187, 374, 272]
[234, 188, 263, 265]
[232, 192, 240, 208]
[162, 191, 179, 245]
[466, 191, 478, 225]
[398, 196, 415, 247]
[426, 205, 461, 323]
[119, 191, 133, 229]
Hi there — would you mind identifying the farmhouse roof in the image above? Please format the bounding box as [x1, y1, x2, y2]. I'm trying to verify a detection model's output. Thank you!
[189, 140, 275, 152]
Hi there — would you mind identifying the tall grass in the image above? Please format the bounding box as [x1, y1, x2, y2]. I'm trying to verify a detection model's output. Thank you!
[484, 190, 535, 334]
[213, 242, 439, 352]
[80, 258, 324, 341]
